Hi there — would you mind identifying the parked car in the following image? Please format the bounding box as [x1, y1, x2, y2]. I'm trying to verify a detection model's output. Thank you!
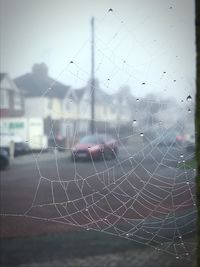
[71, 134, 118, 161]
[14, 141, 31, 156]
[153, 128, 186, 147]
[0, 132, 30, 156]
[0, 148, 9, 170]
[185, 134, 195, 151]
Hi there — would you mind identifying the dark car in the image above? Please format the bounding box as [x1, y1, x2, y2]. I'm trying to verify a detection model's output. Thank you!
[14, 141, 31, 156]
[71, 134, 118, 161]
[0, 148, 9, 170]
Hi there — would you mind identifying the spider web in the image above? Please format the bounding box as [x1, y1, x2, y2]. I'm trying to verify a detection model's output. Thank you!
[23, 102, 196, 259]
[1, 5, 197, 260]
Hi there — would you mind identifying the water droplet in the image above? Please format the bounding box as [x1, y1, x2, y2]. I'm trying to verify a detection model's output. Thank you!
[132, 120, 137, 125]
[136, 98, 139, 102]
[142, 82, 146, 85]
[173, 79, 176, 82]
[163, 71, 166, 74]
[86, 227, 90, 231]
[108, 8, 113, 12]
[70, 60, 74, 64]
[140, 133, 144, 137]
[180, 154, 184, 158]
[186, 181, 189, 185]
[179, 236, 182, 239]
[185, 252, 189, 256]
[186, 95, 192, 101]
[188, 109, 191, 113]
[85, 208, 88, 212]
[176, 256, 179, 259]
[126, 233, 129, 237]
[107, 78, 110, 81]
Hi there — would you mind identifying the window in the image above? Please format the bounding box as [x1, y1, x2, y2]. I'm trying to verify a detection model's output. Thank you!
[13, 92, 22, 110]
[103, 105, 107, 115]
[48, 98, 53, 109]
[0, 89, 9, 108]
[65, 99, 71, 111]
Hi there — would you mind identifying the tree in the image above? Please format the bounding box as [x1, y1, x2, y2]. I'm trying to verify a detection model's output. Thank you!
[196, 1, 200, 266]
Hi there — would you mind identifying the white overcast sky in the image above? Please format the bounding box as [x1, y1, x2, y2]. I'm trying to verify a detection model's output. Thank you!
[0, 0, 196, 99]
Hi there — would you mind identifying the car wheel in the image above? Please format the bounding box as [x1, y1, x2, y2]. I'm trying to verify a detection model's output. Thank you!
[0, 158, 8, 170]
[104, 149, 114, 160]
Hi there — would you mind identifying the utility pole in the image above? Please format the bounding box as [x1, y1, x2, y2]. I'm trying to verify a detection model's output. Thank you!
[90, 16, 95, 134]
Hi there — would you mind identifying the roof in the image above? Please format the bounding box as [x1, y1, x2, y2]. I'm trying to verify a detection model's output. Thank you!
[0, 73, 7, 82]
[14, 70, 70, 98]
[74, 85, 112, 104]
[74, 88, 86, 102]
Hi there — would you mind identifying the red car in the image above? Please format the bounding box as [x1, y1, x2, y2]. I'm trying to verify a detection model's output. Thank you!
[71, 134, 118, 161]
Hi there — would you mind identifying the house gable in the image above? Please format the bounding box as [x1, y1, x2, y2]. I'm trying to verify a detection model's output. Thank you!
[0, 74, 19, 92]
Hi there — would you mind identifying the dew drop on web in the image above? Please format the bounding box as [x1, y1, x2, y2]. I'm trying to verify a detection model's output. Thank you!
[186, 95, 192, 101]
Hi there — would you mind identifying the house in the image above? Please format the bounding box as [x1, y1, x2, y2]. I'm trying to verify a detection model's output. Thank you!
[14, 63, 75, 142]
[72, 79, 128, 135]
[14, 63, 134, 143]
[74, 81, 132, 122]
[0, 73, 24, 118]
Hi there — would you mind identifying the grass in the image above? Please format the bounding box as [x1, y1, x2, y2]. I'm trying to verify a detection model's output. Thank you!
[178, 158, 197, 169]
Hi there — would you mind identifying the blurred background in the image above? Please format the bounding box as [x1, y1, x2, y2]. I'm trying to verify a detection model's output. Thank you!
[0, 0, 197, 266]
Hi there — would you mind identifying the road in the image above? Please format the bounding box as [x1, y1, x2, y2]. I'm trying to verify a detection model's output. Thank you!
[0, 142, 197, 243]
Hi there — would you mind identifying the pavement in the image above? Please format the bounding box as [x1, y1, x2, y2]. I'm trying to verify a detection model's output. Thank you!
[21, 245, 196, 267]
[0, 141, 197, 266]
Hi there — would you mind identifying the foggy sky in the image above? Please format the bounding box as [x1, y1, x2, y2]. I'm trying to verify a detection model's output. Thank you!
[0, 0, 196, 99]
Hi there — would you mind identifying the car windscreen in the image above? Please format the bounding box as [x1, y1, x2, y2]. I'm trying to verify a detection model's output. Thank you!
[79, 136, 101, 144]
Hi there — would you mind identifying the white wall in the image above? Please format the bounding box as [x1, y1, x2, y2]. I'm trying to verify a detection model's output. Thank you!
[25, 97, 47, 118]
